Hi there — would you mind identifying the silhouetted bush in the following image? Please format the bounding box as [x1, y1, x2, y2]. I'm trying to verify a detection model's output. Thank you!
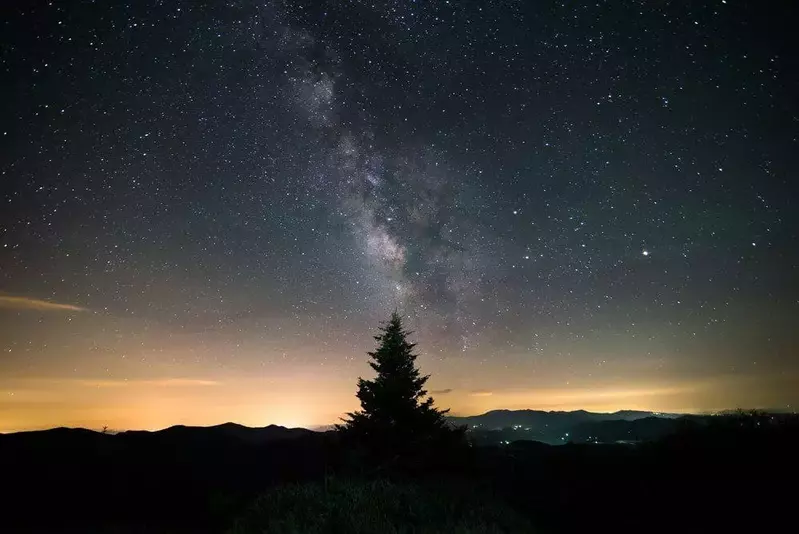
[227, 477, 534, 534]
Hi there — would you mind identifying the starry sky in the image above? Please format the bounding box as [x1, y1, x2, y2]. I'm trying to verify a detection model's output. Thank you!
[1, 0, 797, 432]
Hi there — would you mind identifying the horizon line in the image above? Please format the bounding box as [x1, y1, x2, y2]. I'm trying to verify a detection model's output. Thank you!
[3, 406, 793, 435]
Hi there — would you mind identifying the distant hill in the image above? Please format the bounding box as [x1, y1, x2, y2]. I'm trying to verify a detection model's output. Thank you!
[449, 408, 680, 429]
[0, 422, 316, 447]
[0, 421, 333, 532]
[569, 416, 691, 443]
[448, 409, 683, 444]
[120, 422, 314, 444]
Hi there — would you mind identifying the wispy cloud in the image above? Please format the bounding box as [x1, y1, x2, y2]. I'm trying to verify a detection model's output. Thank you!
[469, 390, 493, 397]
[431, 388, 453, 395]
[77, 378, 220, 388]
[0, 295, 87, 312]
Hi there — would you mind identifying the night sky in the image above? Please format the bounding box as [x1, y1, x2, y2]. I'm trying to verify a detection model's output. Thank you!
[1, 0, 797, 432]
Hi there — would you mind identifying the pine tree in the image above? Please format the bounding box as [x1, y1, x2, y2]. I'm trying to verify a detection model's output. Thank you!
[337, 311, 460, 464]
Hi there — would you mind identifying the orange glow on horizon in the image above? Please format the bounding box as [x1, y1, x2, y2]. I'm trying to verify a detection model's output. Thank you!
[1, 371, 791, 433]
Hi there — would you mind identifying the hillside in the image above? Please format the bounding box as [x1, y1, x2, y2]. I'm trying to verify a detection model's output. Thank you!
[449, 409, 681, 444]
[1, 412, 796, 532]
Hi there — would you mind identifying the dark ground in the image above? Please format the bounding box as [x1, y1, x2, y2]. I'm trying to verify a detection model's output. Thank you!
[1, 416, 796, 533]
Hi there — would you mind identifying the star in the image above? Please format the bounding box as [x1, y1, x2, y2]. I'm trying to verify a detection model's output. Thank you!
[0, 0, 794, 430]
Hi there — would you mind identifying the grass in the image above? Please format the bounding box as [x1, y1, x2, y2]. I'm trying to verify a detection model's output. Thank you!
[227, 477, 535, 534]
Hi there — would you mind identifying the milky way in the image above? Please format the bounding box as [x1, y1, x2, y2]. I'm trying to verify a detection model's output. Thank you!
[266, 5, 493, 339]
[0, 0, 797, 431]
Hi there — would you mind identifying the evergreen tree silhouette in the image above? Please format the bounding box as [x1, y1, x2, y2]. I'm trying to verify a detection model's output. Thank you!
[337, 311, 463, 470]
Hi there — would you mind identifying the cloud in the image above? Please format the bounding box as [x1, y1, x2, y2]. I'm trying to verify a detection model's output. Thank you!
[469, 390, 493, 397]
[0, 295, 87, 312]
[431, 388, 453, 395]
[77, 378, 220, 388]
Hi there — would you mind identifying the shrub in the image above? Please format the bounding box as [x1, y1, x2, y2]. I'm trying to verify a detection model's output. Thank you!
[227, 477, 534, 534]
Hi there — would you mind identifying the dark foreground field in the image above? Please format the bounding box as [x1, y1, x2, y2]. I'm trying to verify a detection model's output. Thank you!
[2, 416, 797, 533]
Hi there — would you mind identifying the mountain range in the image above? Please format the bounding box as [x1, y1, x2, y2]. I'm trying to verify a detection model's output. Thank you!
[447, 409, 684, 444]
[0, 422, 314, 445]
[3, 409, 783, 447]
[449, 408, 679, 428]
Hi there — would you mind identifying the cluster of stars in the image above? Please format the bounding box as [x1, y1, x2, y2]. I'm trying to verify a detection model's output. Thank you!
[0, 0, 796, 429]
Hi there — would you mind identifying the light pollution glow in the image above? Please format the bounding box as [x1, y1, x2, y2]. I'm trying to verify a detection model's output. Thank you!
[1, 371, 791, 433]
[2, 289, 798, 433]
[0, 295, 796, 433]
